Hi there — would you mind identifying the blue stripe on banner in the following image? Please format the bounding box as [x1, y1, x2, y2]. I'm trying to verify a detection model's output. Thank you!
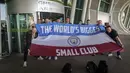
[35, 23, 106, 36]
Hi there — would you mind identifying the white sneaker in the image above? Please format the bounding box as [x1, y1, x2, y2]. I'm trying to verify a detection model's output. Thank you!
[37, 56, 44, 60]
[108, 53, 113, 57]
[117, 55, 122, 60]
[45, 56, 48, 59]
[23, 61, 27, 67]
[48, 57, 51, 60]
[54, 56, 58, 60]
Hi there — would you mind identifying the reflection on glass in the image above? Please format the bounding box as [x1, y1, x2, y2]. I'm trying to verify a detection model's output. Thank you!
[19, 14, 33, 52]
[10, 14, 18, 52]
[19, 14, 27, 28]
[1, 21, 9, 55]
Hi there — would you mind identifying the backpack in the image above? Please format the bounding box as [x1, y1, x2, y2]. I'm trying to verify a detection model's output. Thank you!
[62, 63, 72, 73]
[96, 60, 108, 73]
[85, 61, 98, 73]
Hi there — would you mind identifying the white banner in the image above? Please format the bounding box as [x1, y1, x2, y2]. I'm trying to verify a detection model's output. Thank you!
[30, 24, 124, 56]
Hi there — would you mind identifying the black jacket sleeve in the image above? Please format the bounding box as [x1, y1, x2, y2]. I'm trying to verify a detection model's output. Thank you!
[34, 32, 38, 39]
[25, 30, 32, 46]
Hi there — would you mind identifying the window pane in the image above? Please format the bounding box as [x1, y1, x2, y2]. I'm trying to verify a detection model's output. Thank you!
[104, 3, 110, 12]
[76, 0, 84, 9]
[74, 10, 82, 24]
[65, 7, 71, 18]
[19, 14, 27, 28]
[1, 20, 9, 54]
[99, 2, 105, 11]
[100, 1, 110, 13]
[9, 14, 19, 52]
[63, 0, 68, 6]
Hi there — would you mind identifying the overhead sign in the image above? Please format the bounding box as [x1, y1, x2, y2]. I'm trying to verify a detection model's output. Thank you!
[30, 24, 123, 56]
[37, 0, 64, 14]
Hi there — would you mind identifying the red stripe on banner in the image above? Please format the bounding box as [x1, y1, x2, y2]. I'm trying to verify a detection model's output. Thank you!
[30, 42, 124, 56]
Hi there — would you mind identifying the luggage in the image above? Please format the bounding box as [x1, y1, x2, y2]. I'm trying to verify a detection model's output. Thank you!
[85, 61, 98, 73]
[62, 63, 72, 73]
[96, 60, 108, 73]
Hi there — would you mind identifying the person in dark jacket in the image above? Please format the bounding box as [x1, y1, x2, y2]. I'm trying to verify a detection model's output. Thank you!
[23, 25, 37, 67]
[106, 26, 124, 60]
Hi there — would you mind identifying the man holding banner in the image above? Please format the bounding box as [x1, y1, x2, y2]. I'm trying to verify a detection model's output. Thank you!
[106, 26, 124, 60]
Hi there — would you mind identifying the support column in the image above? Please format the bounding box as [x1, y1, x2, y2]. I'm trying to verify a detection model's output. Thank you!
[0, 4, 2, 59]
[16, 14, 22, 53]
[81, 0, 88, 23]
[5, 2, 11, 54]
[96, 0, 101, 20]
[110, 0, 115, 14]
[87, 0, 92, 20]
[85, 0, 92, 24]
[110, 0, 115, 24]
[70, 0, 77, 24]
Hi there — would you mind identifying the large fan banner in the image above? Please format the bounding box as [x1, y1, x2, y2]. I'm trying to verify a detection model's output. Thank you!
[30, 24, 123, 56]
